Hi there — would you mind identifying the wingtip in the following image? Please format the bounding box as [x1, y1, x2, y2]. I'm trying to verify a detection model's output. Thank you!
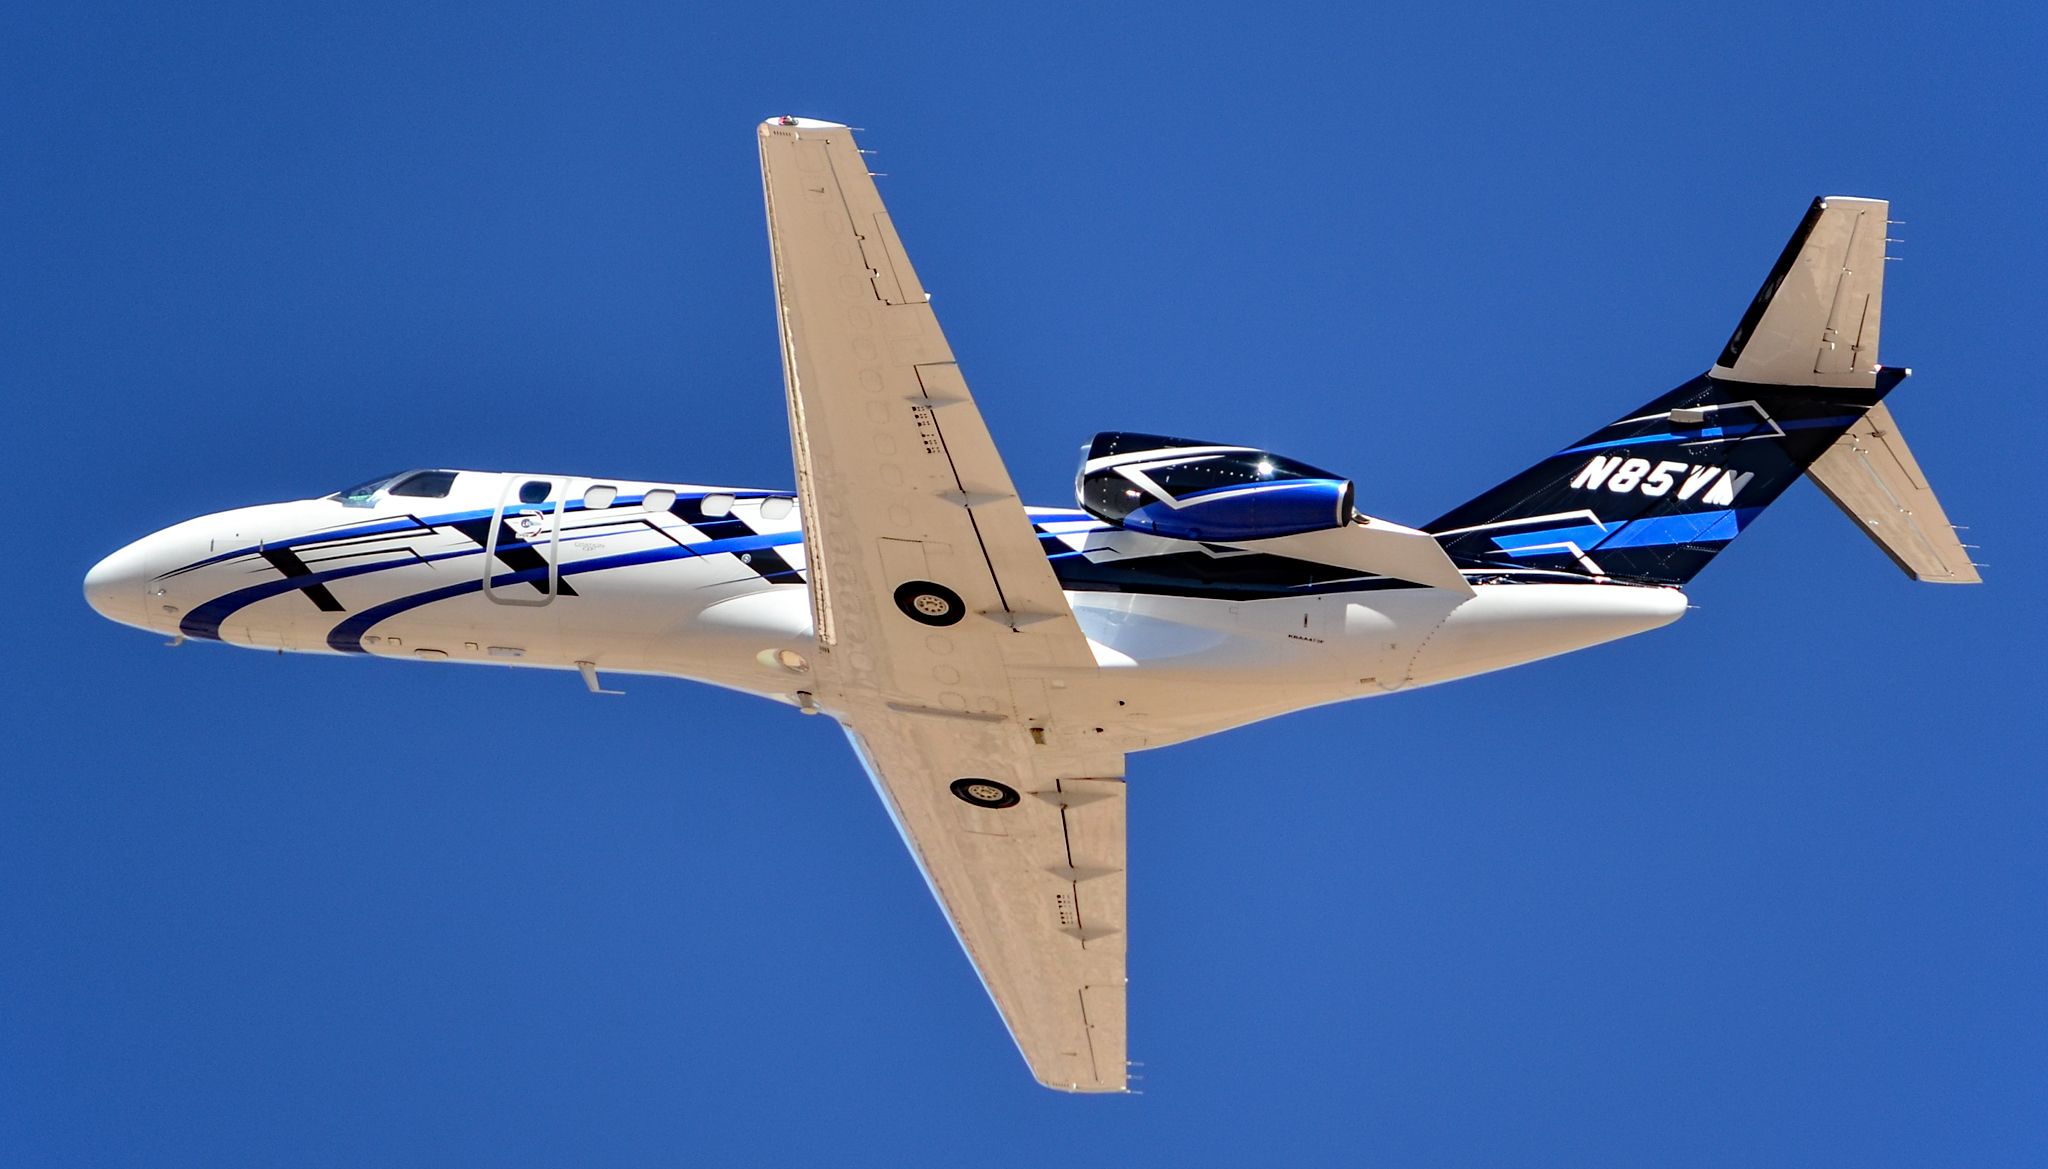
[762, 115, 847, 130]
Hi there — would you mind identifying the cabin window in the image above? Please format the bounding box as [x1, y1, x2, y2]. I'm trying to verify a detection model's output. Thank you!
[702, 493, 735, 517]
[760, 496, 795, 520]
[389, 470, 458, 499]
[643, 488, 676, 512]
[517, 480, 551, 504]
[330, 472, 405, 506]
[582, 485, 617, 510]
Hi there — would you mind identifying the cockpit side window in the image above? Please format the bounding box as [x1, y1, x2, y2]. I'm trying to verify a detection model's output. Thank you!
[389, 470, 459, 499]
[330, 472, 406, 507]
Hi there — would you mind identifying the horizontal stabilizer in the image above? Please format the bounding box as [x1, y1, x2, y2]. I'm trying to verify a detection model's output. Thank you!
[1232, 517, 1475, 593]
[1805, 402, 1981, 583]
[1713, 195, 1889, 389]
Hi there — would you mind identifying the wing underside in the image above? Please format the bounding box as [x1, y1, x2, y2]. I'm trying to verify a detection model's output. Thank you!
[844, 716, 1127, 1091]
[758, 116, 1128, 1091]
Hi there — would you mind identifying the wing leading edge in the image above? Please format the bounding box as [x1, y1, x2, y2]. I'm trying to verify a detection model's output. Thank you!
[758, 116, 1128, 1091]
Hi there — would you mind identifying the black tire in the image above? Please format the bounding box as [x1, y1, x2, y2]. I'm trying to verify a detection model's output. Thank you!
[949, 777, 1020, 809]
[894, 580, 965, 626]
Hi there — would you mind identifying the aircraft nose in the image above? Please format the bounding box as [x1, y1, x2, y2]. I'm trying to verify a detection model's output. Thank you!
[84, 538, 156, 629]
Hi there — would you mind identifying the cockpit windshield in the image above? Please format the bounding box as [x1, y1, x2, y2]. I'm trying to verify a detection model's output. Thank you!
[330, 472, 406, 506]
[329, 470, 460, 507]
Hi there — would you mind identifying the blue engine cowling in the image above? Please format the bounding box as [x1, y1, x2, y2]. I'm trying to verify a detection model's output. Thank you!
[1076, 432, 1355, 542]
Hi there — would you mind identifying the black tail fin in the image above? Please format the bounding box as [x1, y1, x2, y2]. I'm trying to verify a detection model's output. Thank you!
[1427, 370, 1897, 584]
[1427, 195, 1904, 586]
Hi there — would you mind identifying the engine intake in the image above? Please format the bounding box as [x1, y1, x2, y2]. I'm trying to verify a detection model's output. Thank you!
[1076, 432, 1355, 543]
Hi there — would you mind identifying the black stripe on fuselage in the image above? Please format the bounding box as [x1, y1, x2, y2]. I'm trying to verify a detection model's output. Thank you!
[448, 517, 579, 597]
[668, 498, 806, 585]
[259, 547, 347, 612]
[736, 545, 805, 584]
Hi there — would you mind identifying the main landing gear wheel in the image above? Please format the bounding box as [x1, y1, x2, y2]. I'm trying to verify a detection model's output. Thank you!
[893, 580, 965, 627]
[949, 777, 1020, 809]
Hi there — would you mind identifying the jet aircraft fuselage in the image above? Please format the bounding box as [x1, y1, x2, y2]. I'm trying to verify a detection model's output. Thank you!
[84, 466, 1686, 751]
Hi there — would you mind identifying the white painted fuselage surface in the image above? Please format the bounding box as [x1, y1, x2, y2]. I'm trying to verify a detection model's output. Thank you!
[85, 468, 1685, 754]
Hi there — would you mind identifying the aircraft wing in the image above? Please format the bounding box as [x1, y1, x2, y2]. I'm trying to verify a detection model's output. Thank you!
[842, 719, 1128, 1092]
[757, 117, 1127, 1091]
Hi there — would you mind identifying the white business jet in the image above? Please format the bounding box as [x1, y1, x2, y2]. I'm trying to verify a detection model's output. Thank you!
[85, 116, 1977, 1092]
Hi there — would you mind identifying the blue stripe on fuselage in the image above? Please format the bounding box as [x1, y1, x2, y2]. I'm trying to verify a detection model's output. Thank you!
[179, 546, 482, 640]
[178, 511, 800, 645]
[162, 490, 803, 580]
[323, 530, 802, 653]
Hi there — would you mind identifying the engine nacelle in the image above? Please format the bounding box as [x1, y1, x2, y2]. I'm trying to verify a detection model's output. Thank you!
[1076, 432, 1355, 543]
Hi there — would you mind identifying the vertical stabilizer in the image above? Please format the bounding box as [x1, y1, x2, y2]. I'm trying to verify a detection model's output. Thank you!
[1428, 197, 1916, 586]
[1426, 372, 1889, 585]
[1429, 195, 1976, 587]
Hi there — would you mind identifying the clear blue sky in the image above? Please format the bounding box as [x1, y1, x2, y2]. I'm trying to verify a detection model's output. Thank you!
[7, 2, 2044, 1165]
